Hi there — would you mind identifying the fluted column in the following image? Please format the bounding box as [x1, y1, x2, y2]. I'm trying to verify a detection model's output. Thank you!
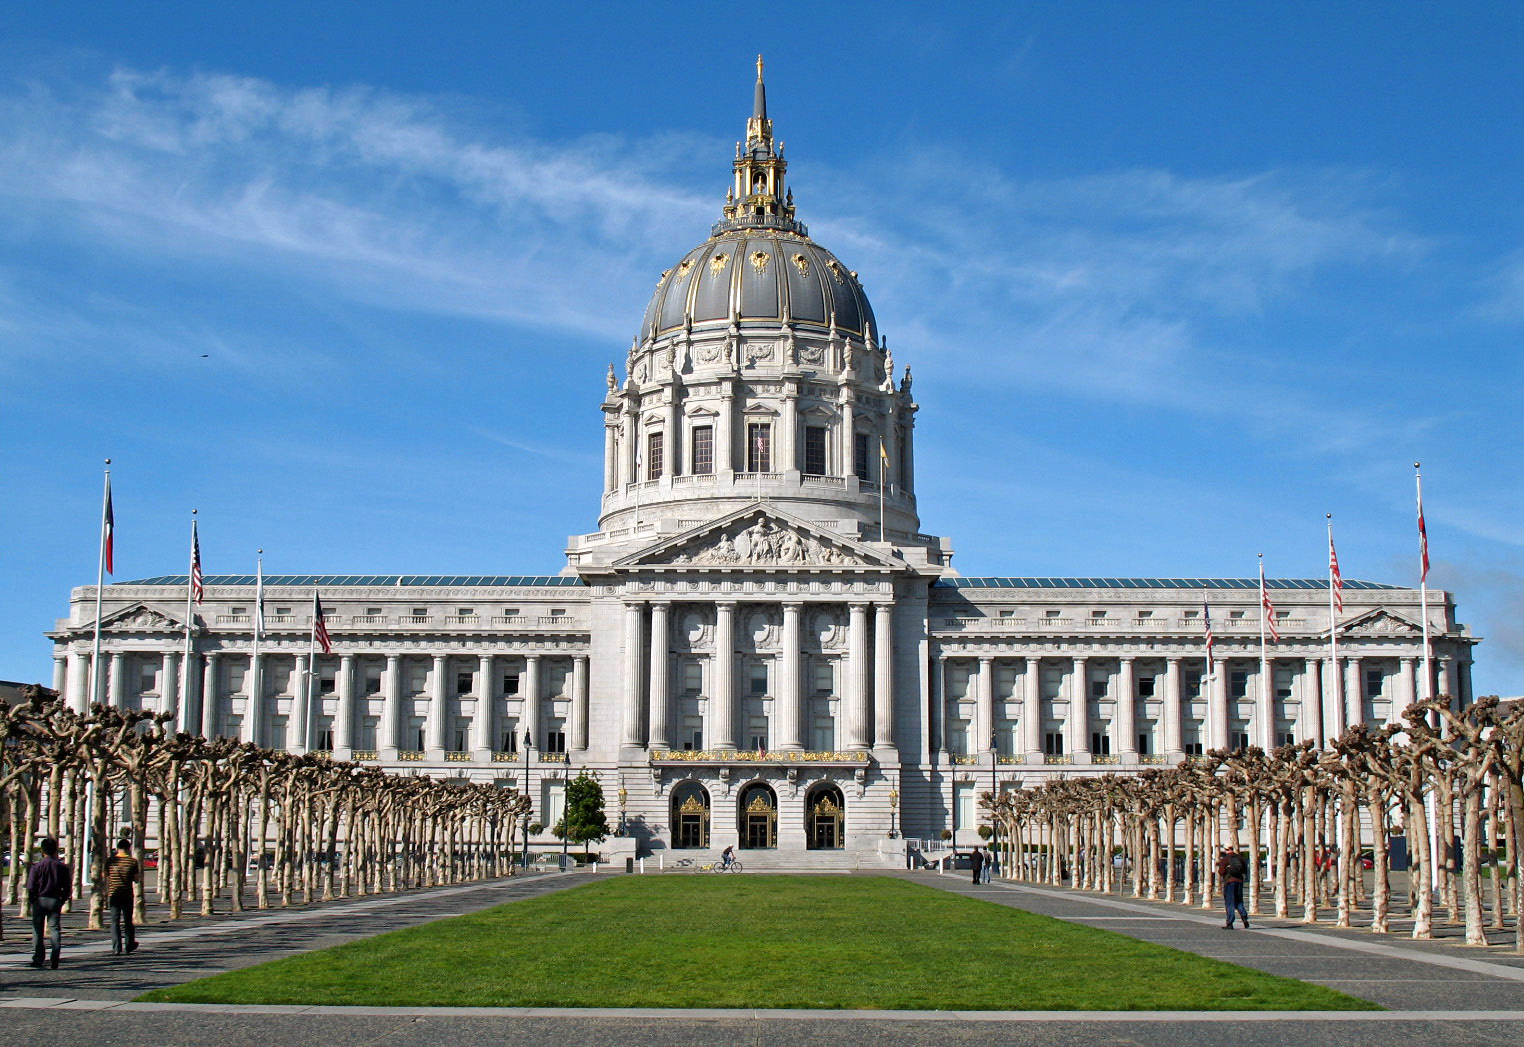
[380, 653, 401, 755]
[66, 650, 89, 713]
[1117, 656, 1137, 757]
[1068, 655, 1089, 759]
[1302, 657, 1324, 747]
[159, 652, 180, 726]
[781, 383, 798, 475]
[717, 382, 735, 477]
[840, 400, 857, 477]
[1023, 656, 1041, 758]
[603, 420, 619, 492]
[1163, 657, 1184, 758]
[931, 653, 946, 756]
[845, 603, 870, 749]
[621, 399, 638, 487]
[107, 652, 125, 709]
[648, 603, 670, 749]
[1324, 656, 1344, 742]
[200, 652, 220, 738]
[975, 655, 995, 756]
[335, 654, 356, 753]
[621, 603, 644, 748]
[711, 602, 736, 749]
[1396, 656, 1416, 726]
[525, 653, 544, 750]
[778, 603, 803, 749]
[51, 654, 67, 693]
[244, 651, 262, 745]
[1209, 658, 1229, 750]
[873, 603, 896, 751]
[291, 653, 309, 753]
[1346, 656, 1365, 728]
[1256, 657, 1275, 752]
[571, 654, 589, 751]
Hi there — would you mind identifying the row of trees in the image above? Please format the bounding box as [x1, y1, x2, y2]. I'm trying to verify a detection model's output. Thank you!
[2, 686, 532, 931]
[984, 696, 1523, 951]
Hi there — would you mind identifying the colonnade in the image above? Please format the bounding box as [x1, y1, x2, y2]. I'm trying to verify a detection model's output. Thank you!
[620, 599, 896, 753]
[932, 649, 1464, 762]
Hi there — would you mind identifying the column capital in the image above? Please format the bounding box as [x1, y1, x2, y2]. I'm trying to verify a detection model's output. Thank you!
[574, 652, 590, 665]
[385, 652, 401, 666]
[1166, 654, 1182, 665]
[715, 600, 737, 612]
[782, 601, 804, 613]
[1119, 654, 1137, 664]
[526, 652, 542, 664]
[978, 653, 994, 666]
[848, 601, 870, 614]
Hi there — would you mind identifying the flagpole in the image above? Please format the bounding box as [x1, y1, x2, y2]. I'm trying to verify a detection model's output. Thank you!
[1258, 553, 1271, 752]
[88, 459, 111, 711]
[180, 510, 197, 733]
[304, 590, 318, 753]
[250, 549, 263, 747]
[1326, 513, 1340, 747]
[1416, 463, 1433, 702]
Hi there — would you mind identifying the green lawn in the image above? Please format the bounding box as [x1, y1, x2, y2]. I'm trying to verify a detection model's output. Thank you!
[138, 876, 1377, 1010]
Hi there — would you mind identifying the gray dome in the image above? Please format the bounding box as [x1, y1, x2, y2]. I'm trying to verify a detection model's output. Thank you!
[640, 232, 876, 343]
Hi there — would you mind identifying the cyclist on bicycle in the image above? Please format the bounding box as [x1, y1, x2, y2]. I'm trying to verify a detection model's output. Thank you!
[720, 845, 735, 869]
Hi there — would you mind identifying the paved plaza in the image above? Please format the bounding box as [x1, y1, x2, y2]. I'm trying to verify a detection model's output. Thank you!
[2, 871, 1521, 1046]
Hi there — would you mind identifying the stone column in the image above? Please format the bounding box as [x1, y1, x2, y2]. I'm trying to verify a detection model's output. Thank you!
[1346, 656, 1365, 728]
[781, 383, 799, 476]
[244, 651, 261, 746]
[1256, 657, 1275, 752]
[335, 654, 356, 754]
[1396, 656, 1416, 726]
[846, 603, 870, 749]
[292, 653, 309, 753]
[840, 400, 857, 477]
[467, 654, 493, 755]
[51, 654, 66, 693]
[778, 603, 803, 749]
[66, 650, 89, 713]
[717, 381, 735, 477]
[1302, 657, 1324, 747]
[1209, 658, 1229, 750]
[380, 653, 401, 756]
[1023, 656, 1042, 758]
[425, 654, 447, 754]
[525, 653, 544, 751]
[930, 652, 946, 756]
[603, 420, 619, 492]
[711, 602, 736, 749]
[1069, 656, 1089, 760]
[665, 383, 683, 476]
[160, 651, 180, 727]
[107, 652, 125, 709]
[1163, 657, 1184, 758]
[201, 652, 221, 739]
[571, 654, 589, 752]
[902, 416, 916, 494]
[1324, 656, 1344, 742]
[1440, 656, 1458, 706]
[621, 398, 639, 487]
[648, 603, 670, 749]
[874, 603, 896, 752]
[975, 655, 995, 756]
[621, 603, 644, 749]
[1117, 656, 1137, 758]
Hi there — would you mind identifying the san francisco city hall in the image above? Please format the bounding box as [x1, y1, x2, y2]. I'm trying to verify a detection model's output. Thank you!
[47, 64, 1477, 867]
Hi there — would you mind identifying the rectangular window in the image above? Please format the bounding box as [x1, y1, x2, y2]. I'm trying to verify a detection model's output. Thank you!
[364, 668, 382, 695]
[357, 719, 377, 750]
[411, 722, 426, 751]
[1365, 669, 1384, 700]
[1184, 740, 1205, 756]
[853, 432, 870, 480]
[503, 673, 520, 695]
[746, 422, 771, 472]
[1185, 670, 1203, 699]
[1137, 731, 1152, 755]
[803, 426, 828, 475]
[949, 720, 970, 755]
[955, 783, 975, 829]
[365, 607, 382, 616]
[1090, 730, 1111, 755]
[1230, 730, 1251, 751]
[1230, 670, 1249, 700]
[813, 662, 833, 697]
[269, 717, 288, 753]
[457, 607, 474, 616]
[691, 425, 713, 475]
[315, 725, 334, 751]
[812, 717, 835, 751]
[1089, 677, 1108, 701]
[749, 663, 769, 696]
[1137, 675, 1156, 698]
[1275, 668, 1294, 701]
[683, 719, 704, 751]
[450, 725, 469, 753]
[1229, 610, 1246, 620]
[1043, 731, 1064, 756]
[1043, 608, 1061, 619]
[647, 431, 664, 479]
[500, 729, 518, 753]
[319, 670, 336, 695]
[407, 664, 428, 695]
[139, 667, 157, 694]
[544, 728, 566, 754]
[748, 718, 769, 751]
[455, 671, 473, 695]
[1277, 730, 1296, 747]
[682, 662, 703, 695]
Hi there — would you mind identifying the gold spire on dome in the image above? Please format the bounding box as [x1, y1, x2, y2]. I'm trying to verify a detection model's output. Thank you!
[723, 54, 798, 230]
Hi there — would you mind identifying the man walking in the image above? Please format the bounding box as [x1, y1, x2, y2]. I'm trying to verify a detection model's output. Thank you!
[1218, 845, 1250, 929]
[25, 837, 72, 969]
[105, 839, 141, 955]
[969, 846, 984, 885]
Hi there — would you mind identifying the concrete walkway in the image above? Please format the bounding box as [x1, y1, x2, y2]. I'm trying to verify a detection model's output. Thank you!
[0, 869, 1520, 1046]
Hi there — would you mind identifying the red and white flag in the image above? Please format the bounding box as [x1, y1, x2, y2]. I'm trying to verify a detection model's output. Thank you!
[1202, 601, 1215, 661]
[1417, 478, 1430, 584]
[189, 519, 204, 604]
[1260, 562, 1280, 644]
[1328, 532, 1343, 613]
[102, 474, 115, 576]
[312, 591, 333, 655]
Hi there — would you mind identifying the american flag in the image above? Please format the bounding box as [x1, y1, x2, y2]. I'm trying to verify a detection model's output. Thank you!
[102, 474, 115, 576]
[189, 519, 204, 604]
[312, 591, 333, 655]
[1417, 479, 1430, 584]
[1202, 601, 1215, 661]
[1328, 532, 1344, 613]
[1260, 563, 1280, 643]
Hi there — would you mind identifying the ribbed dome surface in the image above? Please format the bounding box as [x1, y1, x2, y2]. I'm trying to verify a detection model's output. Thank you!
[640, 232, 875, 342]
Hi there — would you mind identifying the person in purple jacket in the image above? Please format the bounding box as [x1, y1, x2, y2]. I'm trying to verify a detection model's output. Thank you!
[26, 837, 73, 969]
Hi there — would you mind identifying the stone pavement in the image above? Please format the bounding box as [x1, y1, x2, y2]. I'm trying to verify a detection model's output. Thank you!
[0, 869, 1520, 1046]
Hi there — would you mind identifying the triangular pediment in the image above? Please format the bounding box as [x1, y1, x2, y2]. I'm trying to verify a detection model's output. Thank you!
[1339, 608, 1423, 637]
[613, 504, 901, 570]
[101, 604, 184, 633]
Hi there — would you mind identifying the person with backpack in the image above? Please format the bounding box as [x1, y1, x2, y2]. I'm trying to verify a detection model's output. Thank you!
[1217, 845, 1250, 929]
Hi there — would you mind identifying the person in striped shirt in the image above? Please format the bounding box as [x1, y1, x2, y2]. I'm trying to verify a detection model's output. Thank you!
[104, 840, 140, 956]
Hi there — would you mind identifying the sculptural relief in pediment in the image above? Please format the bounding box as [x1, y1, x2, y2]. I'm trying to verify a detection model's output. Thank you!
[665, 516, 865, 567]
[1341, 610, 1422, 637]
[104, 605, 180, 633]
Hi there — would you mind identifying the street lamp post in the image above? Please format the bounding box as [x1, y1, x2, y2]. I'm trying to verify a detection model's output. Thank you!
[617, 782, 628, 837]
[888, 786, 899, 839]
[520, 729, 532, 871]
[990, 728, 999, 879]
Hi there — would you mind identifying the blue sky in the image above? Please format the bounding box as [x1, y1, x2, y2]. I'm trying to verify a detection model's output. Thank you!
[1, 2, 1520, 695]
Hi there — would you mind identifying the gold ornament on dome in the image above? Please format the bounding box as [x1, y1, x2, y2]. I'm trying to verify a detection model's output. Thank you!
[710, 253, 729, 276]
[826, 259, 845, 283]
[792, 253, 809, 277]
[678, 795, 708, 814]
[678, 259, 694, 277]
[746, 794, 776, 813]
[750, 250, 770, 274]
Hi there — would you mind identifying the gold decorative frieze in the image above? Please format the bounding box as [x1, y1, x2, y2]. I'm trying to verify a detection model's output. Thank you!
[951, 754, 981, 765]
[650, 749, 869, 764]
[1043, 754, 1073, 765]
[398, 750, 425, 761]
[996, 754, 1026, 765]
[352, 749, 379, 761]
[491, 751, 519, 762]
[444, 752, 473, 762]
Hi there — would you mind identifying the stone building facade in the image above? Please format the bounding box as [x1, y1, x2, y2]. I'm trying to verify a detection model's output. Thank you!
[47, 62, 1477, 864]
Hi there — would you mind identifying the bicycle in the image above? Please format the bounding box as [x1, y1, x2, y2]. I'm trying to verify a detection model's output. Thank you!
[708, 859, 743, 873]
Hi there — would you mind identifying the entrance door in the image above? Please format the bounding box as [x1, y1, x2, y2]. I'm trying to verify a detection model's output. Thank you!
[672, 788, 710, 849]
[808, 787, 845, 849]
[745, 812, 775, 849]
[739, 784, 777, 849]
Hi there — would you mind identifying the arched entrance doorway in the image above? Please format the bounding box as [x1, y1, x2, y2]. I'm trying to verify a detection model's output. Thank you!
[671, 783, 710, 849]
[738, 782, 777, 849]
[807, 784, 846, 849]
